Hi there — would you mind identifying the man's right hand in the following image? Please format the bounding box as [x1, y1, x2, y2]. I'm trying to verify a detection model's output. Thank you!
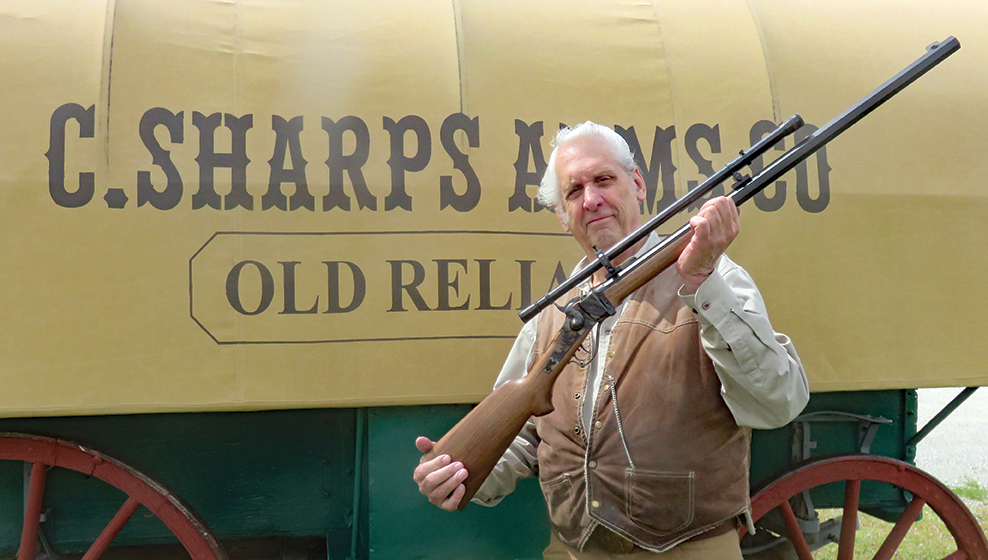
[413, 436, 469, 511]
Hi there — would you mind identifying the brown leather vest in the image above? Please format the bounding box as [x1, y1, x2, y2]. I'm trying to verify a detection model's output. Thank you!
[531, 266, 751, 552]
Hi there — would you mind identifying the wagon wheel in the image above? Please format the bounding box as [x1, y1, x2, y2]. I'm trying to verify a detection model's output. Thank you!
[742, 454, 987, 560]
[0, 432, 227, 560]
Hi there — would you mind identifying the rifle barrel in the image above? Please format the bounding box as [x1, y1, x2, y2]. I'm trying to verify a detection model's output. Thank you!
[734, 36, 960, 207]
[594, 37, 961, 311]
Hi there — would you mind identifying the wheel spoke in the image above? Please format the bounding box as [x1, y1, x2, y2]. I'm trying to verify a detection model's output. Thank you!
[940, 551, 969, 560]
[81, 496, 142, 560]
[837, 479, 861, 560]
[873, 496, 925, 560]
[780, 499, 815, 560]
[18, 462, 48, 560]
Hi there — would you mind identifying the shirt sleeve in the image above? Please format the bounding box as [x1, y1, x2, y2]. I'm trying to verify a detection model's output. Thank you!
[679, 255, 810, 429]
[471, 318, 542, 506]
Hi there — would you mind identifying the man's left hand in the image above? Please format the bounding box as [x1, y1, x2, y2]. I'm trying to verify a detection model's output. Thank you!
[677, 196, 739, 294]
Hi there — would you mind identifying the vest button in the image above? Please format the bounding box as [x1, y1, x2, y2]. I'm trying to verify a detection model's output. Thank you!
[588, 460, 597, 469]
[574, 426, 581, 435]
[591, 500, 601, 509]
[594, 421, 603, 430]
[574, 392, 581, 400]
[601, 384, 610, 393]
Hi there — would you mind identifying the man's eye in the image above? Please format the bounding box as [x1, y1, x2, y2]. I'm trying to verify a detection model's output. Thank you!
[566, 186, 582, 199]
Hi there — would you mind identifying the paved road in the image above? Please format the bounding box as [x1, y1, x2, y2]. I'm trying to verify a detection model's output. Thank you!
[915, 387, 988, 489]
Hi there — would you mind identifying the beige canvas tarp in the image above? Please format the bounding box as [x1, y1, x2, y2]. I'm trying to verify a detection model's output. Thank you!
[0, 0, 985, 417]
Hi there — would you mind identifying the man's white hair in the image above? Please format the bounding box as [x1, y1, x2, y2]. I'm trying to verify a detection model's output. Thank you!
[537, 121, 638, 214]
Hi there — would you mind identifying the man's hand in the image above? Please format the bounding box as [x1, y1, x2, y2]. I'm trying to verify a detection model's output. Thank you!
[413, 436, 469, 511]
[677, 196, 740, 294]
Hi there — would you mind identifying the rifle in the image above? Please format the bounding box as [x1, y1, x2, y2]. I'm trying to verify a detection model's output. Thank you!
[424, 37, 960, 510]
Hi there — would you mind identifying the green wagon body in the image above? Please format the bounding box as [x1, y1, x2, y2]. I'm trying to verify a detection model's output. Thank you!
[0, 389, 925, 558]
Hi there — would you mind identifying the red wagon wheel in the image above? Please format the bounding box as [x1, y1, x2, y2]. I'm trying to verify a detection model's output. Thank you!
[0, 432, 227, 560]
[743, 454, 987, 560]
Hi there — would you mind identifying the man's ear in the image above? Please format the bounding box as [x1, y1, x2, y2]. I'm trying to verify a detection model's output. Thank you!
[633, 168, 647, 202]
[556, 207, 570, 232]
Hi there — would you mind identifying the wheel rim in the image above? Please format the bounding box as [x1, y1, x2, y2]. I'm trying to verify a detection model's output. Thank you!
[0, 432, 227, 560]
[745, 454, 988, 560]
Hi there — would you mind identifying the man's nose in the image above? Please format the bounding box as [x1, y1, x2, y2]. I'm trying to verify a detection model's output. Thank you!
[583, 185, 603, 210]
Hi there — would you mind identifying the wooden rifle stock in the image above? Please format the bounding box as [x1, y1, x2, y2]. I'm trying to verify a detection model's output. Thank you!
[424, 37, 959, 510]
[423, 325, 590, 509]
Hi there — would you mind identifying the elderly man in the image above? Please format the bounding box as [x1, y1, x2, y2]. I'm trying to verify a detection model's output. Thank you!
[414, 121, 809, 558]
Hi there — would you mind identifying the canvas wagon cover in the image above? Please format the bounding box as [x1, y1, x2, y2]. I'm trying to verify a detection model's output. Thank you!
[0, 0, 985, 417]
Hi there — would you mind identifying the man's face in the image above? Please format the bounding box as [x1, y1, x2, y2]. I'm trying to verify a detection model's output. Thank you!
[554, 135, 647, 260]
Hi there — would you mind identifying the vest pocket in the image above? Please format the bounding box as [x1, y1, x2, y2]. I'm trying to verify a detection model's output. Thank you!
[540, 473, 579, 534]
[624, 469, 694, 536]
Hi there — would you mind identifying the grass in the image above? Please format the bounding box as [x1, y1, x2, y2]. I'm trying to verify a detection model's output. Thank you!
[953, 479, 988, 503]
[810, 479, 988, 559]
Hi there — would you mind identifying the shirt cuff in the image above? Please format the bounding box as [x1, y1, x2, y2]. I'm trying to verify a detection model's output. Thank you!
[679, 268, 734, 325]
